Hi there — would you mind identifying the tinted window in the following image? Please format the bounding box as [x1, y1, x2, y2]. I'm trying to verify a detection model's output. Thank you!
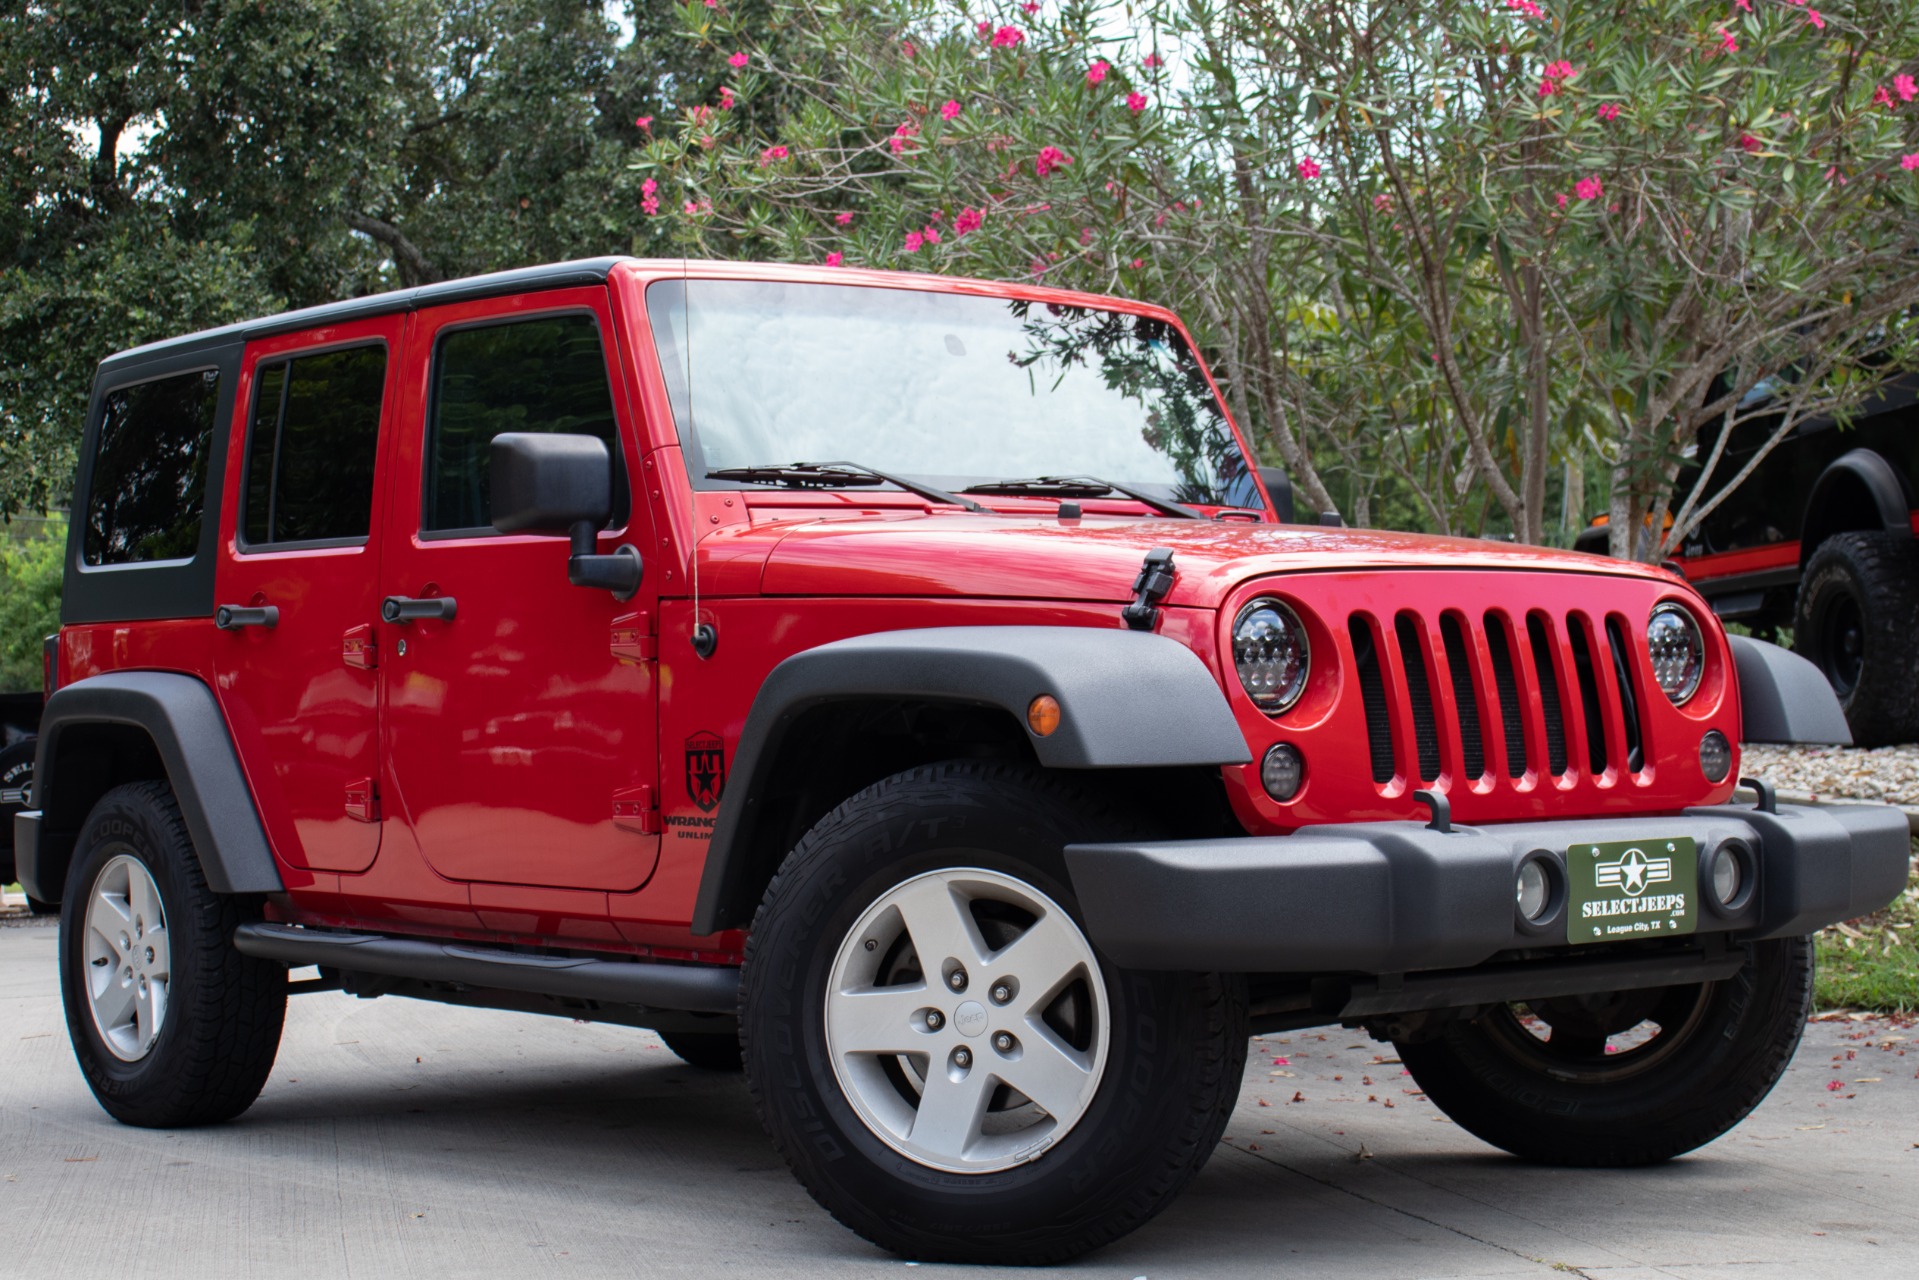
[424, 314, 622, 532]
[242, 345, 386, 545]
[84, 369, 220, 565]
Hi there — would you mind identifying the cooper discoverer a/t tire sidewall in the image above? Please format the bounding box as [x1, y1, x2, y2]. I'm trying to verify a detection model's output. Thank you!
[740, 762, 1244, 1265]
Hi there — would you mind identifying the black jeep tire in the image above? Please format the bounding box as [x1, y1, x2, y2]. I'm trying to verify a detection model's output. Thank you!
[59, 781, 287, 1127]
[1794, 530, 1919, 746]
[1, 736, 33, 856]
[1397, 936, 1812, 1166]
[739, 760, 1246, 1265]
[658, 1028, 744, 1071]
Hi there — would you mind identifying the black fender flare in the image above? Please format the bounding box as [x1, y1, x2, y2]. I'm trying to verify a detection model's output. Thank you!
[1800, 448, 1913, 565]
[690, 626, 1252, 935]
[18, 671, 282, 902]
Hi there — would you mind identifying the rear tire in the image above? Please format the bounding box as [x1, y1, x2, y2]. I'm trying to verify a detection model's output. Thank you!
[1794, 531, 1919, 746]
[59, 781, 286, 1127]
[1397, 937, 1812, 1166]
[740, 760, 1245, 1264]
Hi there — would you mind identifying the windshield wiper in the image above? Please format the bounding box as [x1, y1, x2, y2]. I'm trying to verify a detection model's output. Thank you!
[961, 475, 1205, 519]
[709, 461, 987, 512]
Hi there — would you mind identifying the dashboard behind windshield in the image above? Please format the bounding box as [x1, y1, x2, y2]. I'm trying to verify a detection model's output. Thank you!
[644, 278, 1257, 508]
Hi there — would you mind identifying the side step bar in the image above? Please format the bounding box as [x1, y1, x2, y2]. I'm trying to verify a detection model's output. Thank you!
[233, 923, 740, 1014]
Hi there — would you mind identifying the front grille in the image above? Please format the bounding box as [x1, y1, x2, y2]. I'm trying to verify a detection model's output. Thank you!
[1352, 605, 1648, 789]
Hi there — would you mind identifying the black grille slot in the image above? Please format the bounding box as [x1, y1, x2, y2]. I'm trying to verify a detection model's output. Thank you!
[1606, 616, 1646, 773]
[1568, 620, 1609, 776]
[1526, 613, 1569, 776]
[1440, 614, 1485, 779]
[1351, 615, 1396, 783]
[1395, 613, 1442, 782]
[1484, 615, 1527, 778]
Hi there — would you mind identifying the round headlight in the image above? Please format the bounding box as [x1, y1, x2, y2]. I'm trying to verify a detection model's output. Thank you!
[1233, 598, 1310, 714]
[1646, 603, 1704, 704]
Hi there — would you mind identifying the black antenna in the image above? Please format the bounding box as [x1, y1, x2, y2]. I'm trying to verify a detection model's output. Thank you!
[684, 254, 717, 659]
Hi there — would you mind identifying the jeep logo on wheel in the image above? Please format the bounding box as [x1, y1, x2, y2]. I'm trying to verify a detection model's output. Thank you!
[685, 731, 727, 812]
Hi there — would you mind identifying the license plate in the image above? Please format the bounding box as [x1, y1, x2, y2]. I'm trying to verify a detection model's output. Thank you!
[1566, 837, 1697, 945]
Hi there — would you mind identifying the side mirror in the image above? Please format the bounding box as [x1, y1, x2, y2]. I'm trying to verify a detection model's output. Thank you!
[1257, 466, 1296, 524]
[489, 432, 642, 601]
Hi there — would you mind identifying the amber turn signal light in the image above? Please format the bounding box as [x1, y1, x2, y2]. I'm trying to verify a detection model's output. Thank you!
[1027, 695, 1061, 737]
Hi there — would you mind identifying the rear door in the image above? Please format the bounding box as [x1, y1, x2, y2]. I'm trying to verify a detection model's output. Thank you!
[213, 318, 399, 873]
[376, 289, 662, 892]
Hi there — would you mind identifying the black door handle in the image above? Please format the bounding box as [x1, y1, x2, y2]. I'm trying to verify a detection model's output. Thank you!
[215, 605, 280, 630]
[382, 595, 457, 624]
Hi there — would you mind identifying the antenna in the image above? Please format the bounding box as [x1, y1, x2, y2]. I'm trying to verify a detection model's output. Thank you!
[684, 254, 717, 658]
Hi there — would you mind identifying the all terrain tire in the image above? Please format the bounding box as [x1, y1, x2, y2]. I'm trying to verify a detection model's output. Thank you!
[739, 760, 1246, 1265]
[59, 781, 287, 1127]
[1794, 530, 1919, 746]
[1397, 936, 1812, 1166]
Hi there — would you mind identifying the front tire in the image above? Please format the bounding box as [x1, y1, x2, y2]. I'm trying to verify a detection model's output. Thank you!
[59, 781, 287, 1127]
[740, 761, 1245, 1265]
[1794, 530, 1919, 746]
[1397, 937, 1812, 1166]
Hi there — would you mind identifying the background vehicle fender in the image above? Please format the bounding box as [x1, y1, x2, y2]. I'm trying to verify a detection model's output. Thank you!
[1799, 448, 1913, 564]
[18, 671, 282, 902]
[691, 625, 1251, 935]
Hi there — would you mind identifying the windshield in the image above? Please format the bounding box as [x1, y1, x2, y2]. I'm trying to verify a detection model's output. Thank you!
[645, 278, 1258, 507]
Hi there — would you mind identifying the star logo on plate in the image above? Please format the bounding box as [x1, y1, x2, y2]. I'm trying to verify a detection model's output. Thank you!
[1594, 846, 1672, 897]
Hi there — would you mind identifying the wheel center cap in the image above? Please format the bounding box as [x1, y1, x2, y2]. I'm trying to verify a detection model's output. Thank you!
[953, 1000, 988, 1038]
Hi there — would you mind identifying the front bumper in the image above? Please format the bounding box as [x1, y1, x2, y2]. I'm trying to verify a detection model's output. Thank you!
[1065, 801, 1908, 974]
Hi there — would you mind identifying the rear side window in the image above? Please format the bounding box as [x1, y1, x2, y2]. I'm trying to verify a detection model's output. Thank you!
[242, 345, 386, 546]
[84, 369, 221, 565]
[424, 313, 623, 533]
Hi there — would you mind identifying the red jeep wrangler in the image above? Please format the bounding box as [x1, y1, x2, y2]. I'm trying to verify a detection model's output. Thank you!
[15, 259, 1908, 1264]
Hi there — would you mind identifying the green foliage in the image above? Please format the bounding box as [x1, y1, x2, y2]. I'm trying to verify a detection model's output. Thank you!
[0, 517, 64, 692]
[1815, 842, 1919, 1012]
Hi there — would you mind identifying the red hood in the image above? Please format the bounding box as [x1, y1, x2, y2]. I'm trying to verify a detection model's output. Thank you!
[707, 512, 1675, 608]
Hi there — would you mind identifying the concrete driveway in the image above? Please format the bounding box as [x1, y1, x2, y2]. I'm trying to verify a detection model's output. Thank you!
[2, 916, 1914, 1279]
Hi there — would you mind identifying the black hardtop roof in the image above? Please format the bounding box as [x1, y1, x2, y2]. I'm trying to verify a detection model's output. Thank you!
[99, 257, 634, 374]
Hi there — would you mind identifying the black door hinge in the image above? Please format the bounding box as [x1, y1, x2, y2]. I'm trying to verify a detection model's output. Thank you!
[1121, 547, 1176, 631]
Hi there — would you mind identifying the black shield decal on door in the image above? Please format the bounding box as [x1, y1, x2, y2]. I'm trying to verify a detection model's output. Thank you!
[685, 731, 727, 812]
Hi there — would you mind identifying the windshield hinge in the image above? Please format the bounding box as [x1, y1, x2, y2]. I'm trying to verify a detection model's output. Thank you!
[1121, 547, 1176, 631]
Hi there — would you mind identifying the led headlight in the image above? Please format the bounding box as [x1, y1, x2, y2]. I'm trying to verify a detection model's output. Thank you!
[1646, 603, 1704, 704]
[1233, 598, 1310, 714]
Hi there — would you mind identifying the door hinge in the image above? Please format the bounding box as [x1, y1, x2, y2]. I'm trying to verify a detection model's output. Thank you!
[344, 778, 379, 823]
[610, 611, 655, 664]
[342, 623, 378, 670]
[613, 784, 658, 835]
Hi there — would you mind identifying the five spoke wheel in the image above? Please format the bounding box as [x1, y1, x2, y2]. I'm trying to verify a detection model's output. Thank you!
[82, 853, 172, 1061]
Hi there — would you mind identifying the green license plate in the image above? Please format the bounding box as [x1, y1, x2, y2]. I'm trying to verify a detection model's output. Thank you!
[1567, 837, 1698, 945]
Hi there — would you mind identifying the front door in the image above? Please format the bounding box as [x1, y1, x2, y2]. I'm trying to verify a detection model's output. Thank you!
[377, 289, 661, 891]
[213, 317, 400, 873]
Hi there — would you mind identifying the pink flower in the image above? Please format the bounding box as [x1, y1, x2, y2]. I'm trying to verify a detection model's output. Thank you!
[922, 225, 941, 246]
[1807, 9, 1824, 29]
[727, 51, 749, 69]
[1544, 60, 1574, 80]
[1143, 52, 1165, 68]
[1826, 1079, 1844, 1091]
[835, 211, 856, 226]
[1903, 153, 1919, 170]
[977, 20, 992, 37]
[683, 199, 712, 216]
[687, 105, 713, 126]
[641, 177, 659, 216]
[1555, 192, 1569, 209]
[1718, 27, 1738, 54]
[954, 206, 984, 235]
[1739, 133, 1762, 153]
[1273, 1056, 1290, 1065]
[1874, 86, 1895, 109]
[824, 251, 843, 267]
[1087, 59, 1110, 85]
[901, 40, 915, 59]
[718, 86, 736, 110]
[1734, 0, 1750, 8]
[1373, 192, 1392, 211]
[890, 122, 919, 154]
[759, 144, 788, 165]
[1129, 256, 1144, 268]
[1079, 225, 1095, 245]
[1034, 145, 1073, 177]
[1504, 0, 1544, 17]
[704, 0, 717, 6]
[1597, 102, 1621, 121]
[903, 230, 924, 253]
[991, 25, 1026, 48]
[635, 116, 653, 131]
[1538, 77, 1559, 97]
[1898, 74, 1918, 101]
[1574, 175, 1603, 200]
[1297, 156, 1322, 179]
[1021, 1, 1040, 12]
[1127, 91, 1147, 112]
[940, 99, 962, 121]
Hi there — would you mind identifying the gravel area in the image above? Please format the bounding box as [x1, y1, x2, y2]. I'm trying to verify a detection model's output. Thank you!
[1740, 742, 1919, 809]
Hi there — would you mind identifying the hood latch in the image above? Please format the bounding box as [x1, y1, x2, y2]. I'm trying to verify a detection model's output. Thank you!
[1121, 547, 1176, 631]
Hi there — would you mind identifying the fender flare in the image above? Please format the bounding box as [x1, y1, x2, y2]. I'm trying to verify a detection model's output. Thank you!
[690, 626, 1251, 935]
[19, 671, 282, 902]
[1800, 448, 1913, 565]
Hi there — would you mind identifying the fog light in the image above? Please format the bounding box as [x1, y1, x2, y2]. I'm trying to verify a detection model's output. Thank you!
[1699, 729, 1732, 783]
[1516, 858, 1552, 923]
[1261, 743, 1304, 802]
[1707, 840, 1752, 910]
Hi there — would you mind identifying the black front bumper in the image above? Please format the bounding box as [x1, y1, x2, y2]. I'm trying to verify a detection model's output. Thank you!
[1065, 801, 1908, 974]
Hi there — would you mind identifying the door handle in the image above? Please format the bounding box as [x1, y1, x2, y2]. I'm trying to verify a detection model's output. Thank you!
[381, 595, 457, 624]
[215, 604, 280, 630]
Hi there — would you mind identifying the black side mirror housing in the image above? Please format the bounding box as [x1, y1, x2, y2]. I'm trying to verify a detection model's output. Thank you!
[489, 433, 642, 600]
[1257, 466, 1296, 524]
